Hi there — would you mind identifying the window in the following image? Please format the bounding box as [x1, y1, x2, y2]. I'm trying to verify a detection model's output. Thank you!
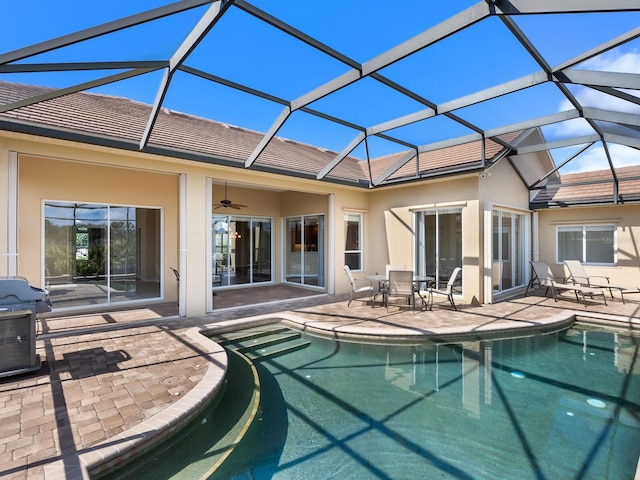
[344, 213, 362, 270]
[557, 225, 616, 265]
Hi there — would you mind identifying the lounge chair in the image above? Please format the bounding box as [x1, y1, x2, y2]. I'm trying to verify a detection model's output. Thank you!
[525, 261, 607, 306]
[421, 267, 461, 311]
[384, 270, 416, 312]
[564, 260, 639, 304]
[343, 265, 373, 307]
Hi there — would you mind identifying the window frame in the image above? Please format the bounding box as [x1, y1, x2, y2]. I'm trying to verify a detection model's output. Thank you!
[344, 212, 363, 271]
[555, 224, 617, 266]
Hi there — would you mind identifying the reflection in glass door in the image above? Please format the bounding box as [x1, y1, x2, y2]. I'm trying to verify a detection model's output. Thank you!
[492, 210, 527, 293]
[44, 201, 161, 309]
[213, 215, 273, 286]
[284, 215, 324, 287]
[416, 208, 462, 293]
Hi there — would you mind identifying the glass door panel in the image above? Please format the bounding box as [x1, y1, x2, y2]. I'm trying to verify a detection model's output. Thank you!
[285, 218, 303, 284]
[417, 209, 462, 292]
[44, 202, 161, 310]
[492, 210, 527, 293]
[45, 203, 108, 308]
[110, 207, 161, 302]
[213, 215, 273, 287]
[284, 215, 324, 287]
[251, 218, 272, 283]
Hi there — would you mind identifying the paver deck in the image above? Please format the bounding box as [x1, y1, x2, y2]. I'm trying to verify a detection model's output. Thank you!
[1, 286, 639, 479]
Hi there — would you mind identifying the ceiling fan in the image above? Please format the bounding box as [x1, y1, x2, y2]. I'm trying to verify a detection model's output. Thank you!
[214, 182, 247, 210]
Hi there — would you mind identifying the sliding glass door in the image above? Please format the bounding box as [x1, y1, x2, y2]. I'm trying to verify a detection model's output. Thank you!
[284, 215, 324, 287]
[44, 201, 161, 309]
[212, 215, 273, 286]
[416, 208, 462, 291]
[492, 210, 527, 293]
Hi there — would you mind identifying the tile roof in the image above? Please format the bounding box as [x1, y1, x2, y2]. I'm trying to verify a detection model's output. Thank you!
[531, 165, 640, 207]
[366, 131, 522, 182]
[0, 80, 512, 187]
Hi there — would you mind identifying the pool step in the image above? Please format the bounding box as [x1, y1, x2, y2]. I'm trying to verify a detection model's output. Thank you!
[215, 326, 291, 346]
[214, 326, 311, 362]
[244, 339, 311, 362]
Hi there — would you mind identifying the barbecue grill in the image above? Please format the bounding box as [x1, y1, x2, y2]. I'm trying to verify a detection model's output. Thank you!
[0, 277, 52, 377]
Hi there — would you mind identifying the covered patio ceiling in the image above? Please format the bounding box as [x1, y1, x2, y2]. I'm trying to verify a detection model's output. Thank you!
[1, 0, 639, 200]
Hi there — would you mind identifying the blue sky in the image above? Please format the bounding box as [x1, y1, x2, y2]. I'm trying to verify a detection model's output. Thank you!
[1, 1, 639, 172]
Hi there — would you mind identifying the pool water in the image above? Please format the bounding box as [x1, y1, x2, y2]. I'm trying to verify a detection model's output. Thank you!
[106, 325, 640, 480]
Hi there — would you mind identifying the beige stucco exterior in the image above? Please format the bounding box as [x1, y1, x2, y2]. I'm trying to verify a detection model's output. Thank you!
[537, 204, 640, 286]
[2, 127, 638, 316]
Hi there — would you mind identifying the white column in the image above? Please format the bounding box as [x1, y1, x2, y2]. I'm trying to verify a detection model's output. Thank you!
[7, 151, 18, 276]
[328, 193, 335, 295]
[178, 173, 187, 317]
[183, 172, 208, 317]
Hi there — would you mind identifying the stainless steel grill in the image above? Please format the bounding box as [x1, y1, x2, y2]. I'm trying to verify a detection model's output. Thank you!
[0, 277, 51, 378]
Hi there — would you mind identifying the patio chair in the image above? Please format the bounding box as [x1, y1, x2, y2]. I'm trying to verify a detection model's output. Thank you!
[564, 260, 639, 304]
[343, 265, 374, 307]
[170, 267, 218, 295]
[421, 267, 461, 311]
[525, 261, 607, 306]
[385, 264, 406, 277]
[384, 270, 416, 312]
[170, 267, 180, 282]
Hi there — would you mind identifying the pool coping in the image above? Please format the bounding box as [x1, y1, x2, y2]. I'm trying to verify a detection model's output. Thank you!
[46, 307, 639, 479]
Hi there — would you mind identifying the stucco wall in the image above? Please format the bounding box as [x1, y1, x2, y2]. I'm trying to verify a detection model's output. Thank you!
[537, 204, 640, 286]
[18, 154, 180, 294]
[366, 176, 482, 304]
[1, 131, 371, 314]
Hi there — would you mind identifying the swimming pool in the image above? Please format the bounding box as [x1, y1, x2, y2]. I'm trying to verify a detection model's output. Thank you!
[105, 324, 640, 479]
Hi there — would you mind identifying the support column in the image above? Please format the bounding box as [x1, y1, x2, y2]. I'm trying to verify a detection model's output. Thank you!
[179, 172, 208, 317]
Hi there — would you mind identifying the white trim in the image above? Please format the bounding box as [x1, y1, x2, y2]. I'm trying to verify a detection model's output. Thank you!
[483, 205, 493, 303]
[205, 177, 213, 313]
[179, 173, 187, 317]
[8, 151, 18, 277]
[328, 194, 335, 294]
[409, 201, 467, 212]
[549, 218, 622, 225]
[342, 207, 368, 213]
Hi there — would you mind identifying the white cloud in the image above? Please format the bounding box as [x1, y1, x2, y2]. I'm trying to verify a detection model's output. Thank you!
[559, 144, 640, 174]
[553, 49, 640, 138]
[559, 50, 640, 117]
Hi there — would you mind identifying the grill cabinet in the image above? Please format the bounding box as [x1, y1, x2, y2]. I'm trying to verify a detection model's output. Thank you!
[0, 277, 52, 378]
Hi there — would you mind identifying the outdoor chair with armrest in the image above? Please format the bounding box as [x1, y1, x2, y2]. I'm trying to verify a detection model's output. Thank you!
[343, 265, 374, 307]
[564, 260, 639, 304]
[525, 261, 607, 306]
[421, 267, 461, 311]
[384, 270, 416, 312]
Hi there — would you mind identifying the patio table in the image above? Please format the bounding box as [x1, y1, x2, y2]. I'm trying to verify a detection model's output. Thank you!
[366, 274, 433, 308]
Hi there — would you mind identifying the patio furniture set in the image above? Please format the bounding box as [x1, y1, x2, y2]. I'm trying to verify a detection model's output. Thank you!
[345, 259, 639, 311]
[343, 265, 461, 312]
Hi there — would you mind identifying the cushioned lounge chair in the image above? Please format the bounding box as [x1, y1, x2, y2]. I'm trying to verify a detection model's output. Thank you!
[525, 261, 607, 306]
[564, 260, 639, 304]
